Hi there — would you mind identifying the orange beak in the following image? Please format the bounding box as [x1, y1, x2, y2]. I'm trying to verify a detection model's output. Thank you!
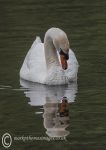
[60, 55, 68, 70]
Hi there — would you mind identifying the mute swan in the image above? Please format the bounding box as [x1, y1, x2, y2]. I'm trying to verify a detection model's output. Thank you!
[20, 27, 79, 85]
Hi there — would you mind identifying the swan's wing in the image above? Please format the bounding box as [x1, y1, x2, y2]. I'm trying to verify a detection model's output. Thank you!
[31, 36, 42, 49]
[20, 38, 47, 82]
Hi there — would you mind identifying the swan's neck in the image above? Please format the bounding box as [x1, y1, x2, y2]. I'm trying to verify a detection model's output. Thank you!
[44, 34, 59, 69]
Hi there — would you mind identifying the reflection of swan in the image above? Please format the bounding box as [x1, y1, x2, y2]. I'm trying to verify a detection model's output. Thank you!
[43, 98, 70, 137]
[20, 79, 78, 106]
[20, 79, 78, 138]
[20, 27, 79, 85]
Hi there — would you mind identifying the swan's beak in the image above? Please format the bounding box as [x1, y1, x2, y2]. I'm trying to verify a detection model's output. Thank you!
[60, 55, 68, 70]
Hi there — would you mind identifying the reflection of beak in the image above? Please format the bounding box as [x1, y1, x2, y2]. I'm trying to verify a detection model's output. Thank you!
[60, 55, 68, 70]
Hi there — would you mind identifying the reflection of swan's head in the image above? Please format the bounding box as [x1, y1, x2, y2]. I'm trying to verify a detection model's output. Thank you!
[43, 98, 70, 138]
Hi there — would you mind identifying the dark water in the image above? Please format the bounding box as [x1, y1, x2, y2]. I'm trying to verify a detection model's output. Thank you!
[0, 0, 106, 149]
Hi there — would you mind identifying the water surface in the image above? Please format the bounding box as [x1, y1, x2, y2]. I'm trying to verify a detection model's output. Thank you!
[0, 0, 106, 149]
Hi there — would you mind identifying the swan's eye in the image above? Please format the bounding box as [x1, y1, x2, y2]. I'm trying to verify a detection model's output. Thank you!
[59, 48, 69, 60]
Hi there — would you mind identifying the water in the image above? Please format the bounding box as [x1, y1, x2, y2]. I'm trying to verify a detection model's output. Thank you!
[0, 0, 106, 149]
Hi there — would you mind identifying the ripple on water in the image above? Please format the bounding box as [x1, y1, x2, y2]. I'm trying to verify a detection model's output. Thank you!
[0, 85, 12, 90]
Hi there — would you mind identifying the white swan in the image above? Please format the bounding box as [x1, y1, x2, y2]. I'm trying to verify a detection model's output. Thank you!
[20, 27, 79, 85]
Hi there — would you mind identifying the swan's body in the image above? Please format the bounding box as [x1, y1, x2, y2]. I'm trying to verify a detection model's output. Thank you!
[20, 28, 79, 85]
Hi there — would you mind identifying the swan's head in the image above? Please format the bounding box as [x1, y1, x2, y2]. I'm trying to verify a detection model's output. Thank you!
[53, 34, 70, 70]
[59, 48, 69, 70]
